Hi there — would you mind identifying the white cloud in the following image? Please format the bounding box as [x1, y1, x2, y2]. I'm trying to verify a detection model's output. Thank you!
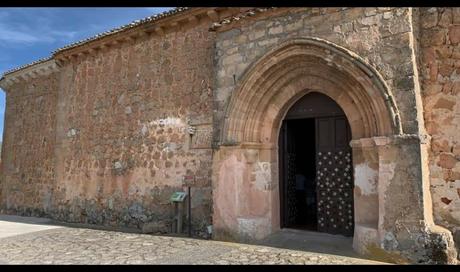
[0, 10, 78, 46]
[0, 23, 42, 43]
[144, 7, 172, 11]
[144, 7, 174, 14]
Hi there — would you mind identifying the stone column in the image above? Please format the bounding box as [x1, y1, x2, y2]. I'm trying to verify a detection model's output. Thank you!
[375, 135, 457, 263]
[350, 138, 380, 256]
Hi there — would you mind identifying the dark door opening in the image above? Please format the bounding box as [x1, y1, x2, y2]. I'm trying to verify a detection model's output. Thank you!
[280, 118, 317, 230]
[279, 92, 354, 237]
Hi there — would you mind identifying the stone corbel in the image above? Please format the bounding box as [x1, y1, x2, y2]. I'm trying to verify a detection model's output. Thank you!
[1, 58, 59, 92]
[188, 15, 198, 25]
[99, 43, 108, 51]
[86, 48, 96, 55]
[11, 76, 21, 83]
[154, 26, 164, 35]
[19, 73, 31, 81]
[137, 31, 148, 38]
[68, 54, 78, 62]
[50, 63, 59, 72]
[124, 35, 135, 43]
[0, 78, 13, 89]
[29, 71, 38, 78]
[5, 78, 14, 87]
[169, 21, 179, 29]
[111, 39, 120, 46]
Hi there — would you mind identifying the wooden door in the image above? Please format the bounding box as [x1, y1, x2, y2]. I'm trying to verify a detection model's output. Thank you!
[280, 120, 298, 227]
[315, 116, 354, 236]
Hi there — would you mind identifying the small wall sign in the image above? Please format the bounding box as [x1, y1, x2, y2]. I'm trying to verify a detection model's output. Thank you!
[170, 192, 187, 202]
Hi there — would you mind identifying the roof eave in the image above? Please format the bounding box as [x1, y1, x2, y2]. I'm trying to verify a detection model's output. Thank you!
[0, 59, 59, 92]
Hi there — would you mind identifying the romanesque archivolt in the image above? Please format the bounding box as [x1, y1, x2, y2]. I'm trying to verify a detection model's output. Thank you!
[221, 37, 403, 146]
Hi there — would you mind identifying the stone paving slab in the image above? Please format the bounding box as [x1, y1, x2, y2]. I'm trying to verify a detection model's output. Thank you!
[0, 228, 388, 264]
[0, 215, 388, 264]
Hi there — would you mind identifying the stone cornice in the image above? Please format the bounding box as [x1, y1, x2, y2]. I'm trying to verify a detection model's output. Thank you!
[209, 7, 277, 32]
[349, 134, 431, 148]
[0, 59, 58, 91]
[52, 7, 217, 61]
[53, 7, 191, 56]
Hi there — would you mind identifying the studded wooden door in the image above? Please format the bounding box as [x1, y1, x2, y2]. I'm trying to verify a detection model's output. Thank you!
[315, 116, 354, 236]
[280, 121, 298, 227]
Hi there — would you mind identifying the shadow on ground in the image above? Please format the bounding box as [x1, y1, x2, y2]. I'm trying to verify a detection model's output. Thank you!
[253, 228, 361, 259]
[0, 214, 388, 264]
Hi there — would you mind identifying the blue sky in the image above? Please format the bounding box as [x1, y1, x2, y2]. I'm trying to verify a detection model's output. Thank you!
[0, 7, 173, 141]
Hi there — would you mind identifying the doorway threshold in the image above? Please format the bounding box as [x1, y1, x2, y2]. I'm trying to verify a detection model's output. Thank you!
[255, 228, 359, 259]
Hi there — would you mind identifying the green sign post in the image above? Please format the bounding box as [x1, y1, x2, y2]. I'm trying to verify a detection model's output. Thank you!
[170, 192, 187, 202]
[171, 191, 187, 234]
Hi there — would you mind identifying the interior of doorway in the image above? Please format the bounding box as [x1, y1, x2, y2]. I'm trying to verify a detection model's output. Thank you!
[283, 118, 317, 231]
[279, 92, 354, 236]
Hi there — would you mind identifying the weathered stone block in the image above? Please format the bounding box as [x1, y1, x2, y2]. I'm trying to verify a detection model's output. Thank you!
[422, 28, 448, 46]
[268, 25, 283, 35]
[248, 30, 265, 41]
[438, 153, 458, 169]
[438, 9, 453, 28]
[448, 26, 460, 45]
[433, 97, 456, 110]
[453, 8, 460, 24]
[420, 12, 438, 28]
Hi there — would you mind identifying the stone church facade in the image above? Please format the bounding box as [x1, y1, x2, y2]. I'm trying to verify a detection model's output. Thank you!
[1, 7, 460, 263]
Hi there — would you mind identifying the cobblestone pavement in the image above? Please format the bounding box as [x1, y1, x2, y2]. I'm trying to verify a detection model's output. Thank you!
[0, 226, 387, 264]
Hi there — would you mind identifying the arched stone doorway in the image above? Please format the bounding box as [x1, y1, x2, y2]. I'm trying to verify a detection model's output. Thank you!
[212, 37, 456, 262]
[279, 92, 354, 237]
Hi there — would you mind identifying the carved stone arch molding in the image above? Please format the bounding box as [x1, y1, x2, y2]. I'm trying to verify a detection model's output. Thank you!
[220, 37, 403, 146]
[212, 37, 457, 263]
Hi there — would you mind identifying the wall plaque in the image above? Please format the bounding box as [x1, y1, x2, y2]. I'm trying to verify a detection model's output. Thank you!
[190, 124, 213, 149]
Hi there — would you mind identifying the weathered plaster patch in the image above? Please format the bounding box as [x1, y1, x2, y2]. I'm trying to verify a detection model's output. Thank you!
[353, 224, 379, 255]
[149, 117, 184, 127]
[354, 163, 378, 196]
[66, 128, 78, 137]
[215, 154, 245, 232]
[379, 162, 396, 196]
[237, 217, 270, 240]
[382, 231, 399, 251]
[253, 162, 271, 191]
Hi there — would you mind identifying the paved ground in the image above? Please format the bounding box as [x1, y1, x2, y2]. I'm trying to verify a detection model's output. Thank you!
[0, 215, 61, 239]
[257, 228, 363, 258]
[0, 215, 388, 265]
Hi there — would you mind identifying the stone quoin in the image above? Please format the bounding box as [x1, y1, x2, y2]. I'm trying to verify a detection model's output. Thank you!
[0, 7, 459, 264]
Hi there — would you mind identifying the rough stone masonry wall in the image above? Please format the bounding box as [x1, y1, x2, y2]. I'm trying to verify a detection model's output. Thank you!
[214, 8, 424, 144]
[0, 73, 58, 216]
[212, 8, 460, 263]
[213, 8, 424, 235]
[49, 22, 215, 234]
[419, 7, 460, 245]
